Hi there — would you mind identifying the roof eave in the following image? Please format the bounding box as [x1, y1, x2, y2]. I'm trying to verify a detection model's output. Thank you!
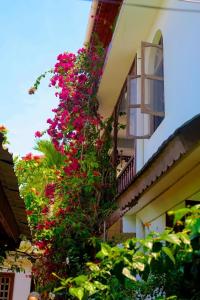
[84, 0, 99, 46]
[0, 134, 31, 241]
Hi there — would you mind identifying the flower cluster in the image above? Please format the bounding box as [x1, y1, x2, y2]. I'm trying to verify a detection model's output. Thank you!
[45, 47, 104, 173]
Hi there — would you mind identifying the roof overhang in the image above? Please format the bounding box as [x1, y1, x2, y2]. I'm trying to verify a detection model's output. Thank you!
[84, 0, 99, 46]
[0, 134, 30, 244]
[97, 0, 165, 118]
[84, 0, 123, 48]
[106, 114, 200, 228]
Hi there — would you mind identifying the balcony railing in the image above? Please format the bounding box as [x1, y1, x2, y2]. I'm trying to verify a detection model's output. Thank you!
[117, 156, 135, 195]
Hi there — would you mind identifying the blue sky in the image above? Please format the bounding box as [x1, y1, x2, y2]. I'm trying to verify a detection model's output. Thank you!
[0, 0, 91, 156]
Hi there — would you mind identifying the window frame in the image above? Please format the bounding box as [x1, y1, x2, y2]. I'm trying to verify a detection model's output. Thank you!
[0, 273, 15, 300]
[141, 41, 165, 117]
[127, 74, 151, 139]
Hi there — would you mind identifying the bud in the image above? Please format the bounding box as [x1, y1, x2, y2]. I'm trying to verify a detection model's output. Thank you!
[28, 87, 36, 95]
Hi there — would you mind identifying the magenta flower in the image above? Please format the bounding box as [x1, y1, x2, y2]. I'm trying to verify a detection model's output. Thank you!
[45, 183, 55, 199]
[35, 131, 42, 138]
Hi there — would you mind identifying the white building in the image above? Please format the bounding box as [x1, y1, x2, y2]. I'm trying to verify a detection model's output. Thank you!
[86, 0, 200, 239]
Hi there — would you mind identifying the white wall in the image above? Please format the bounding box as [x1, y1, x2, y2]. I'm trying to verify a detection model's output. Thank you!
[123, 214, 136, 233]
[136, 0, 200, 168]
[13, 271, 31, 300]
[144, 214, 166, 237]
[136, 216, 145, 239]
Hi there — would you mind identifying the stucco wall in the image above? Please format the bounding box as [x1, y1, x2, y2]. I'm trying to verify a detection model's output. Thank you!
[123, 214, 136, 233]
[13, 271, 31, 300]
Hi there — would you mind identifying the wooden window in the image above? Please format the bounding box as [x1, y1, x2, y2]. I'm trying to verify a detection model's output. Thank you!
[0, 273, 14, 300]
[127, 39, 165, 138]
[127, 75, 151, 138]
[141, 41, 165, 119]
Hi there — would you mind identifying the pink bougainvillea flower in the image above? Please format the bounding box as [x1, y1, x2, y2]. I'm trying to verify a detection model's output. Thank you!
[35, 131, 42, 138]
[63, 158, 80, 176]
[45, 183, 56, 199]
[44, 220, 56, 230]
[95, 139, 103, 149]
[77, 47, 86, 54]
[78, 74, 87, 84]
[41, 206, 49, 214]
[35, 240, 47, 250]
[72, 106, 80, 113]
[47, 118, 54, 125]
[36, 224, 44, 230]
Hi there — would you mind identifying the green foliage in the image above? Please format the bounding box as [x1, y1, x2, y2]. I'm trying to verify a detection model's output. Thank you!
[15, 116, 116, 291]
[34, 140, 65, 168]
[55, 205, 200, 299]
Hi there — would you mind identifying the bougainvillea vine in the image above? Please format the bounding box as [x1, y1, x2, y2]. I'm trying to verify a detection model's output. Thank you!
[15, 44, 116, 295]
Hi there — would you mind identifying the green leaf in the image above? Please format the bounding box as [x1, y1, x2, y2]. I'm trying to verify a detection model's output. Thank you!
[191, 217, 200, 235]
[151, 252, 160, 260]
[132, 261, 145, 271]
[122, 267, 136, 281]
[169, 208, 190, 225]
[161, 233, 181, 245]
[141, 240, 153, 250]
[93, 281, 107, 291]
[101, 243, 111, 256]
[162, 246, 175, 264]
[86, 262, 100, 272]
[177, 232, 190, 245]
[84, 282, 96, 295]
[69, 287, 85, 300]
[73, 275, 88, 285]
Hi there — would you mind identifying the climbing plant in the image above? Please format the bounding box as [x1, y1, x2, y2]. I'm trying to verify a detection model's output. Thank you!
[15, 44, 116, 293]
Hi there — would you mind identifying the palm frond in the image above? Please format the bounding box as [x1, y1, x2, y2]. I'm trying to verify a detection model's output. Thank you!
[34, 140, 65, 168]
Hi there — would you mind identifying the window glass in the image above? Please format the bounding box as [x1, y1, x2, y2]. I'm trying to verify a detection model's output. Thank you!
[144, 46, 163, 77]
[144, 78, 164, 116]
[129, 76, 141, 106]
